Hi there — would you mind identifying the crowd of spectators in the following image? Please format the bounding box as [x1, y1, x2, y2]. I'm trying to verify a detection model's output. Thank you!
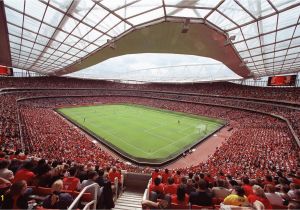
[142, 169, 300, 209]
[0, 77, 300, 209]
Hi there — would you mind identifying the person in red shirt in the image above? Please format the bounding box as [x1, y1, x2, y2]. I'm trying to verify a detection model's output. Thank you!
[149, 177, 164, 197]
[248, 185, 272, 209]
[151, 169, 160, 183]
[164, 177, 178, 195]
[173, 170, 181, 184]
[242, 177, 253, 196]
[162, 169, 171, 184]
[13, 160, 36, 185]
[171, 184, 189, 206]
[63, 167, 80, 191]
[108, 167, 122, 185]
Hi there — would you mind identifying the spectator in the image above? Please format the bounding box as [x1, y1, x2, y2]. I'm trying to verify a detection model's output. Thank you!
[43, 179, 73, 209]
[63, 167, 80, 191]
[264, 184, 283, 207]
[223, 186, 249, 207]
[2, 180, 29, 209]
[248, 185, 272, 209]
[13, 160, 36, 185]
[212, 179, 231, 200]
[0, 160, 14, 181]
[164, 177, 178, 195]
[189, 179, 212, 206]
[171, 184, 189, 206]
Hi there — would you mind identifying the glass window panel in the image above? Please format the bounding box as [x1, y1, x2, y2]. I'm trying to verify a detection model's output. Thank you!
[249, 48, 261, 56]
[207, 11, 236, 30]
[241, 22, 259, 39]
[4, 0, 24, 12]
[275, 49, 287, 57]
[48, 0, 73, 12]
[259, 14, 277, 34]
[252, 55, 263, 61]
[278, 6, 300, 29]
[33, 43, 45, 51]
[54, 50, 64, 57]
[247, 37, 261, 48]
[85, 44, 98, 53]
[287, 46, 300, 54]
[101, 0, 142, 11]
[57, 44, 71, 52]
[9, 35, 21, 44]
[261, 32, 276, 45]
[24, 16, 40, 33]
[45, 48, 55, 54]
[61, 17, 79, 33]
[83, 29, 102, 43]
[68, 48, 80, 55]
[234, 42, 247, 51]
[218, 0, 253, 25]
[228, 29, 244, 43]
[165, 7, 210, 18]
[22, 39, 34, 48]
[94, 35, 110, 46]
[36, 35, 50, 46]
[242, 0, 275, 18]
[127, 8, 164, 25]
[73, 23, 92, 38]
[285, 53, 298, 60]
[275, 40, 291, 50]
[5, 8, 23, 27]
[31, 49, 41, 55]
[276, 27, 296, 42]
[273, 0, 300, 10]
[55, 30, 69, 41]
[164, 0, 220, 8]
[65, 35, 80, 45]
[290, 37, 300, 47]
[76, 40, 89, 49]
[77, 51, 88, 57]
[25, 0, 47, 20]
[108, 21, 131, 37]
[116, 1, 162, 19]
[43, 6, 64, 27]
[23, 29, 37, 42]
[239, 51, 251, 58]
[83, 4, 108, 27]
[7, 24, 22, 36]
[49, 40, 61, 49]
[39, 23, 56, 38]
[72, 0, 95, 19]
[96, 13, 121, 32]
[62, 54, 73, 60]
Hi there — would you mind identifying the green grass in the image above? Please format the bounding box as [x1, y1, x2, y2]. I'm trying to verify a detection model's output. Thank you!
[57, 104, 224, 163]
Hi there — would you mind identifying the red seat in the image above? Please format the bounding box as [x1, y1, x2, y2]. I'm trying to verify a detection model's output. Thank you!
[35, 187, 52, 196]
[71, 191, 93, 203]
[170, 203, 189, 209]
[212, 197, 223, 205]
[191, 204, 214, 209]
[272, 204, 288, 209]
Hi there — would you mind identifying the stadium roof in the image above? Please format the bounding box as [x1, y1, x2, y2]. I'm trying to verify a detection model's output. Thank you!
[1, 0, 300, 81]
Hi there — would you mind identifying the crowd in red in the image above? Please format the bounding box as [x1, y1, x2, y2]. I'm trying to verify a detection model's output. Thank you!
[0, 77, 300, 209]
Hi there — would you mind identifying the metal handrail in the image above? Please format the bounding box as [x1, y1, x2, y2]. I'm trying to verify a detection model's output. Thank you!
[68, 183, 98, 210]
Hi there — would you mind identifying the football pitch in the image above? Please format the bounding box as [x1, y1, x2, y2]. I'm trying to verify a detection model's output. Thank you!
[57, 104, 224, 164]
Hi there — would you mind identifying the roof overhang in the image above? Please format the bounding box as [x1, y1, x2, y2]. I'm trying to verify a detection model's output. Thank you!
[55, 22, 251, 78]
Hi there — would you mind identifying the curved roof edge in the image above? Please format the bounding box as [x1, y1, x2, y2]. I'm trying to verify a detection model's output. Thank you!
[54, 22, 251, 78]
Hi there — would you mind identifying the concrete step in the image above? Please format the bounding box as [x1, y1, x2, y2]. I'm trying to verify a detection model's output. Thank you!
[113, 191, 143, 210]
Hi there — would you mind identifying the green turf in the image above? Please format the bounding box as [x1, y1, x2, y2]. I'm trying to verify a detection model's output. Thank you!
[57, 104, 224, 163]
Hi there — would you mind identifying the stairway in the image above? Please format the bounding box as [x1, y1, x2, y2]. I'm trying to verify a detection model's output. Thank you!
[113, 191, 143, 210]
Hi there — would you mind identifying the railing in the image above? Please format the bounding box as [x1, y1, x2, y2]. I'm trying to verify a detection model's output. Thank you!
[68, 183, 99, 210]
[142, 178, 152, 201]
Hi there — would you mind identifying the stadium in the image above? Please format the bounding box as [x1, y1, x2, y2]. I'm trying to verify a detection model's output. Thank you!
[0, 0, 300, 209]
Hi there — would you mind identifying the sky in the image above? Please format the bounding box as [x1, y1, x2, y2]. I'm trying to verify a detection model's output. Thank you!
[67, 53, 242, 82]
